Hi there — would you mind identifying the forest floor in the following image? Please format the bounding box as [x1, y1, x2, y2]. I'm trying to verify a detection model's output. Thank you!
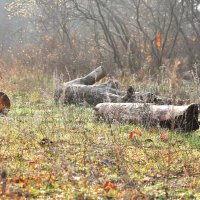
[0, 67, 200, 199]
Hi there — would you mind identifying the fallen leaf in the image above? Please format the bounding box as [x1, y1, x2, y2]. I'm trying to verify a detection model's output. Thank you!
[103, 181, 117, 190]
[160, 129, 168, 142]
[150, 127, 158, 133]
[129, 129, 142, 140]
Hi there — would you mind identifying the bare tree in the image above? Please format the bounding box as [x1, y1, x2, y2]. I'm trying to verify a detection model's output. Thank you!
[5, 0, 200, 74]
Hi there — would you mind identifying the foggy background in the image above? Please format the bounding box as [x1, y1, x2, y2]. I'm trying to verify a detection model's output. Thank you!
[0, 0, 200, 80]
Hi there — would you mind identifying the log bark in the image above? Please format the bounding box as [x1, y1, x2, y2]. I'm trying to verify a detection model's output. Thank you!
[94, 103, 199, 132]
[54, 66, 158, 106]
[63, 66, 106, 86]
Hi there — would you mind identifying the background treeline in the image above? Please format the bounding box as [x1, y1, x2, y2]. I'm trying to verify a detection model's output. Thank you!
[1, 0, 200, 79]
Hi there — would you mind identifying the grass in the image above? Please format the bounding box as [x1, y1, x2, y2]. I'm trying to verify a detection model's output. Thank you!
[0, 69, 200, 199]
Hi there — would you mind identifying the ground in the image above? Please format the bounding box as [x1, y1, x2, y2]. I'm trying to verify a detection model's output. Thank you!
[0, 68, 200, 199]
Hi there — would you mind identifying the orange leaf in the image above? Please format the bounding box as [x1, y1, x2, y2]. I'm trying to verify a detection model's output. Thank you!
[155, 33, 161, 48]
[103, 181, 110, 188]
[36, 183, 42, 189]
[128, 132, 133, 140]
[29, 160, 38, 164]
[103, 181, 117, 190]
[129, 129, 142, 140]
[150, 127, 158, 133]
[160, 129, 168, 141]
[131, 129, 142, 136]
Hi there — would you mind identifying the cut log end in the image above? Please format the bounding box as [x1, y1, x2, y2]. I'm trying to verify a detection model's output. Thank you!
[159, 104, 199, 132]
[0, 92, 10, 115]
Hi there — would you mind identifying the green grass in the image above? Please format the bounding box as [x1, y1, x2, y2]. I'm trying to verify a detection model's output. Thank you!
[0, 77, 200, 199]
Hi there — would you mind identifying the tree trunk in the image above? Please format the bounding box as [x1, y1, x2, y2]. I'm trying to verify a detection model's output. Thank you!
[94, 103, 199, 132]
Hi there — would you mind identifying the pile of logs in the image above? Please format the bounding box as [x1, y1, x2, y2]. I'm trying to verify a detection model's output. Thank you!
[55, 66, 199, 132]
[54, 66, 158, 105]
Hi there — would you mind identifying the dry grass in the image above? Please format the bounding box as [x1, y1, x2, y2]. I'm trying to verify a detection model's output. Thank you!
[0, 65, 199, 199]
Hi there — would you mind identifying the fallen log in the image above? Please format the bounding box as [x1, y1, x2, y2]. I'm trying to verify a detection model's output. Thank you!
[54, 66, 159, 106]
[94, 103, 199, 132]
